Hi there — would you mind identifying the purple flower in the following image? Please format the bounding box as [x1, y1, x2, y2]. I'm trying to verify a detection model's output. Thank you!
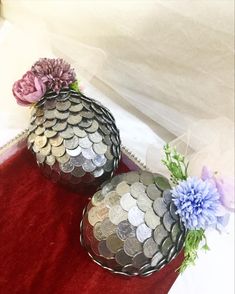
[172, 177, 220, 230]
[31, 58, 76, 93]
[12, 71, 46, 106]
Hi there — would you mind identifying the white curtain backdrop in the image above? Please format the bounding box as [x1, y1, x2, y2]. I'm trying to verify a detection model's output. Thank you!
[0, 1, 234, 293]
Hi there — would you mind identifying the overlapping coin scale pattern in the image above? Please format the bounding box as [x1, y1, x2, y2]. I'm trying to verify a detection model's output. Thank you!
[27, 88, 121, 185]
[81, 171, 186, 276]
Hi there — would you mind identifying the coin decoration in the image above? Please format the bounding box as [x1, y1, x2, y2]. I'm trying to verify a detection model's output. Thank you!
[80, 171, 186, 276]
[12, 58, 121, 187]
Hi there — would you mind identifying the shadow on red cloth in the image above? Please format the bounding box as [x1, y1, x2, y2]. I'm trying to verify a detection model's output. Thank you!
[0, 148, 183, 294]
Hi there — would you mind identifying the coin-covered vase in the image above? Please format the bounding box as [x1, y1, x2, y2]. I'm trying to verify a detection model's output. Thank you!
[80, 171, 186, 276]
[27, 88, 121, 188]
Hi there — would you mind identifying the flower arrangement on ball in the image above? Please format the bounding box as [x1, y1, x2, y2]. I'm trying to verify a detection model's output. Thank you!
[162, 144, 233, 272]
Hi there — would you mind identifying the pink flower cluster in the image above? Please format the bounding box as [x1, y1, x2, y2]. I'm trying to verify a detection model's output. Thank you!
[13, 58, 76, 106]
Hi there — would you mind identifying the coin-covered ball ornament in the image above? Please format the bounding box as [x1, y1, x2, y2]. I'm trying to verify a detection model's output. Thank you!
[27, 88, 121, 187]
[80, 171, 186, 276]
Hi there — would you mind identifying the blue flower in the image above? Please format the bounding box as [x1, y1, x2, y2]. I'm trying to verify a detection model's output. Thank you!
[172, 177, 220, 230]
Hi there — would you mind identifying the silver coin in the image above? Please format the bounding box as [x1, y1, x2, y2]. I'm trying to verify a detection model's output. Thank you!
[163, 211, 175, 232]
[86, 120, 99, 133]
[116, 220, 136, 241]
[101, 183, 113, 195]
[92, 154, 107, 167]
[106, 233, 124, 254]
[143, 237, 159, 258]
[28, 133, 36, 143]
[79, 119, 92, 128]
[79, 136, 92, 148]
[44, 129, 57, 138]
[54, 110, 69, 120]
[132, 252, 149, 269]
[103, 135, 112, 146]
[105, 148, 113, 160]
[64, 136, 79, 150]
[140, 171, 154, 185]
[28, 124, 37, 132]
[73, 126, 87, 138]
[110, 174, 124, 186]
[154, 175, 171, 191]
[80, 110, 94, 119]
[69, 103, 83, 112]
[109, 205, 128, 225]
[56, 153, 70, 164]
[103, 160, 114, 172]
[153, 198, 168, 217]
[44, 119, 57, 128]
[82, 147, 96, 160]
[128, 206, 145, 227]
[122, 264, 138, 275]
[66, 146, 82, 157]
[45, 109, 55, 119]
[171, 223, 180, 243]
[99, 125, 110, 135]
[93, 222, 106, 241]
[52, 121, 67, 132]
[100, 218, 117, 238]
[137, 192, 153, 212]
[92, 191, 105, 206]
[163, 189, 172, 205]
[151, 251, 164, 267]
[44, 99, 56, 109]
[123, 237, 142, 257]
[136, 223, 152, 243]
[88, 132, 102, 143]
[93, 142, 108, 155]
[40, 144, 51, 156]
[67, 114, 82, 125]
[153, 224, 168, 245]
[59, 160, 74, 173]
[145, 208, 160, 229]
[104, 191, 121, 208]
[51, 145, 66, 157]
[130, 182, 146, 199]
[146, 184, 161, 200]
[34, 135, 47, 149]
[115, 249, 132, 266]
[49, 136, 63, 147]
[46, 154, 56, 166]
[120, 193, 137, 211]
[35, 116, 46, 126]
[98, 240, 114, 258]
[169, 202, 179, 221]
[82, 159, 96, 172]
[56, 100, 71, 111]
[71, 167, 85, 178]
[125, 172, 140, 185]
[36, 152, 45, 164]
[35, 126, 45, 135]
[116, 182, 130, 196]
[92, 168, 104, 178]
[60, 127, 74, 139]
[70, 153, 86, 166]
[161, 237, 173, 256]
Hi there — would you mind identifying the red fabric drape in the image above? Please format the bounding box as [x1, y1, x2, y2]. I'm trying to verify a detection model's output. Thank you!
[0, 148, 183, 294]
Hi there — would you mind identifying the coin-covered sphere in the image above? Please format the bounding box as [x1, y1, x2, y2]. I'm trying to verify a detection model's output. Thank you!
[27, 88, 121, 187]
[80, 171, 186, 276]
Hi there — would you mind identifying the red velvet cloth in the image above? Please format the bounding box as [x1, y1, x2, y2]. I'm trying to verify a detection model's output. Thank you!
[0, 148, 183, 294]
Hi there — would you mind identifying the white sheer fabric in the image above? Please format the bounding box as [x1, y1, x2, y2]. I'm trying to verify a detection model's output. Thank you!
[0, 1, 234, 293]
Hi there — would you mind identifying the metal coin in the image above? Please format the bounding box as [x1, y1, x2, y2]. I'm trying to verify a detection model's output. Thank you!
[66, 146, 82, 157]
[116, 182, 130, 196]
[93, 222, 106, 241]
[145, 208, 160, 229]
[72, 167, 85, 178]
[110, 174, 124, 186]
[32, 143, 40, 153]
[128, 206, 145, 227]
[151, 252, 164, 267]
[79, 136, 92, 148]
[171, 223, 180, 243]
[28, 133, 36, 143]
[163, 189, 172, 205]
[49, 136, 63, 147]
[120, 193, 137, 211]
[82, 160, 96, 172]
[44, 99, 56, 109]
[163, 211, 175, 232]
[40, 144, 51, 156]
[35, 126, 45, 135]
[98, 240, 114, 258]
[56, 100, 71, 111]
[59, 160, 74, 173]
[46, 155, 55, 166]
[116, 220, 136, 241]
[44, 119, 57, 129]
[67, 114, 82, 125]
[136, 223, 152, 243]
[103, 135, 112, 146]
[100, 218, 117, 238]
[64, 136, 79, 150]
[132, 252, 149, 269]
[93, 142, 108, 155]
[79, 119, 92, 128]
[34, 135, 47, 149]
[146, 184, 161, 200]
[70, 153, 85, 166]
[36, 152, 45, 164]
[106, 233, 124, 254]
[51, 145, 66, 157]
[143, 237, 159, 258]
[35, 116, 46, 125]
[169, 202, 178, 221]
[105, 148, 113, 160]
[73, 126, 87, 138]
[45, 109, 55, 119]
[130, 182, 146, 199]
[92, 154, 107, 167]
[154, 175, 171, 191]
[36, 108, 44, 117]
[125, 172, 140, 185]
[124, 237, 142, 257]
[60, 127, 74, 139]
[52, 121, 67, 131]
[44, 129, 57, 139]
[115, 249, 132, 266]
[96, 204, 109, 222]
[28, 124, 37, 132]
[103, 160, 114, 172]
[92, 168, 104, 178]
[69, 103, 83, 112]
[153, 224, 168, 245]
[88, 207, 100, 226]
[88, 131, 102, 143]
[137, 192, 153, 212]
[109, 205, 128, 225]
[82, 147, 96, 160]
[153, 198, 168, 217]
[92, 191, 105, 206]
[104, 191, 121, 208]
[54, 110, 69, 120]
[140, 171, 154, 185]
[56, 153, 70, 164]
[161, 237, 173, 256]
[86, 120, 99, 133]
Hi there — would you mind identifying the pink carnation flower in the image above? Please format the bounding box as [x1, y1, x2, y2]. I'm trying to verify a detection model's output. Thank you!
[31, 58, 76, 93]
[12, 71, 46, 106]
